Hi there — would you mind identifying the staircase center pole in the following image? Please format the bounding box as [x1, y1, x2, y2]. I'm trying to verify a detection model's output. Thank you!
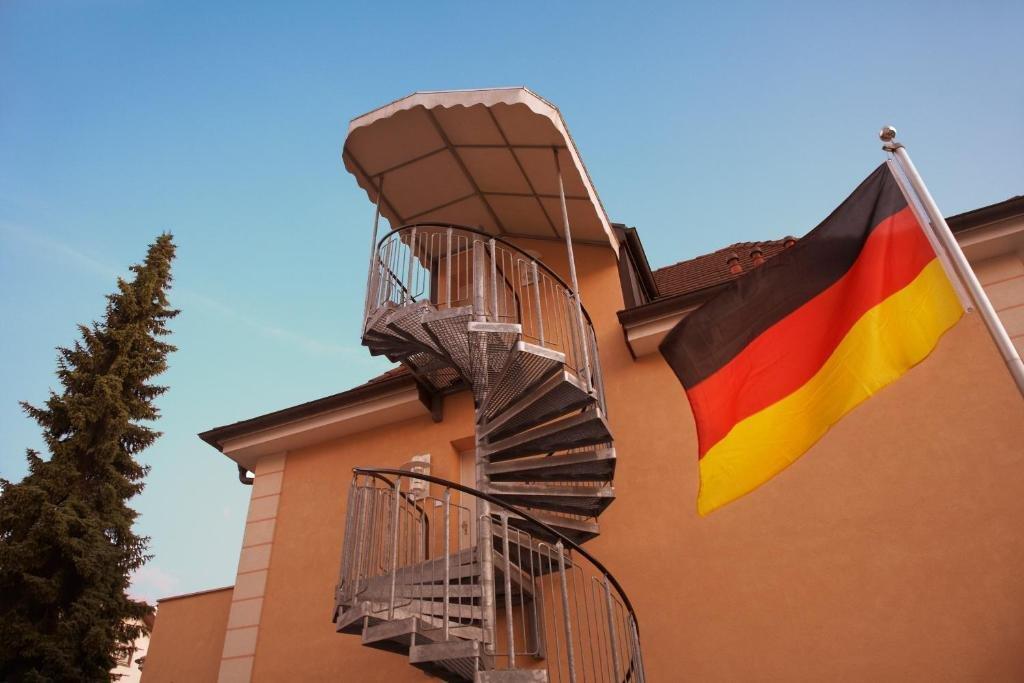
[472, 236, 499, 655]
[476, 426, 498, 655]
[553, 148, 592, 392]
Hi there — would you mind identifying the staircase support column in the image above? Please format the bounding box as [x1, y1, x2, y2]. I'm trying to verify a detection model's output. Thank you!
[362, 175, 385, 332]
[476, 426, 498, 657]
[553, 148, 592, 393]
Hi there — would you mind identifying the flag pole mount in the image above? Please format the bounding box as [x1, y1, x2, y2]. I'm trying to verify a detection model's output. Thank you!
[880, 126, 1024, 398]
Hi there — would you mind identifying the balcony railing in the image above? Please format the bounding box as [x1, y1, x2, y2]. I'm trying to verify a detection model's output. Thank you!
[364, 223, 604, 408]
[336, 468, 645, 682]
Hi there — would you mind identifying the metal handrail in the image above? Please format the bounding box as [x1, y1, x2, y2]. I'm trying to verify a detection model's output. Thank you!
[365, 222, 605, 402]
[375, 222, 596, 327]
[354, 467, 638, 632]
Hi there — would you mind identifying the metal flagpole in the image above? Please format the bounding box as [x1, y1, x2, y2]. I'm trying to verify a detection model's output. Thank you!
[881, 126, 1024, 398]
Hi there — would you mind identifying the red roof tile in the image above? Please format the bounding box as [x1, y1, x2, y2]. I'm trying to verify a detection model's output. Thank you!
[652, 237, 794, 298]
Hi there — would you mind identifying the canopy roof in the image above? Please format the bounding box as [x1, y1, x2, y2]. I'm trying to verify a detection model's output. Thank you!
[343, 87, 615, 248]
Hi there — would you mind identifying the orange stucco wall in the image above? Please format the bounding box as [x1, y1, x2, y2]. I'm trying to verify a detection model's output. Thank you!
[188, 238, 1024, 681]
[143, 587, 234, 682]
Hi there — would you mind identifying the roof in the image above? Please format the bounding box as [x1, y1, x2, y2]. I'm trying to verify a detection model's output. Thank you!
[156, 585, 234, 604]
[198, 366, 414, 452]
[948, 195, 1024, 234]
[652, 237, 793, 298]
[343, 87, 616, 249]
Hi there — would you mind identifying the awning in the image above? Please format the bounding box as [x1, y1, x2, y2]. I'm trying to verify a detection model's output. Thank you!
[342, 87, 615, 249]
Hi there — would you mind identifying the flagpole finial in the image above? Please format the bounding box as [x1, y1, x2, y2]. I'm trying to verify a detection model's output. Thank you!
[879, 125, 898, 142]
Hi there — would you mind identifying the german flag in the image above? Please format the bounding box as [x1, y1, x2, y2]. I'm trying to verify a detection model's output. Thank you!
[660, 164, 964, 515]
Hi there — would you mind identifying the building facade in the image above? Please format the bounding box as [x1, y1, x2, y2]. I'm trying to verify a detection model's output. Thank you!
[143, 90, 1024, 682]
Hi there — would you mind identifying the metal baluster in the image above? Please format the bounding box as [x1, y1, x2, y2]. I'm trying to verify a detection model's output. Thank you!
[531, 261, 544, 346]
[479, 512, 497, 653]
[446, 228, 453, 308]
[556, 542, 577, 683]
[473, 240, 485, 321]
[404, 228, 417, 304]
[603, 576, 622, 681]
[443, 488, 451, 640]
[501, 514, 516, 668]
[388, 476, 402, 619]
[489, 238, 498, 320]
[362, 176, 385, 330]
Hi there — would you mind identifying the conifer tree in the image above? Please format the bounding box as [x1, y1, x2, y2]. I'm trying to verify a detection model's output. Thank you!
[0, 234, 177, 681]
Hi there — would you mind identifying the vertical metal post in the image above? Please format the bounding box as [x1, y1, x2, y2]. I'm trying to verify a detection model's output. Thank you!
[556, 541, 577, 683]
[553, 148, 592, 392]
[388, 476, 402, 619]
[443, 488, 451, 640]
[352, 479, 372, 597]
[501, 514, 516, 667]
[629, 617, 645, 683]
[603, 576, 622, 680]
[882, 130, 1024, 398]
[404, 227, 417, 304]
[531, 262, 544, 345]
[473, 240, 486, 321]
[489, 238, 499, 319]
[446, 227, 453, 308]
[476, 430, 498, 654]
[362, 176, 385, 329]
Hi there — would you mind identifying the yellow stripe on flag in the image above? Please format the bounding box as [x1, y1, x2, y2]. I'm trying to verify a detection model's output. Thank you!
[697, 258, 963, 516]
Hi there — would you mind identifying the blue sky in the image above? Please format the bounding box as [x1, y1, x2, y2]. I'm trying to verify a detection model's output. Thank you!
[2, 0, 1021, 603]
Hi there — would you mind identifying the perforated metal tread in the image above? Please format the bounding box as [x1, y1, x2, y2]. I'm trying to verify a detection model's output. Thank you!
[480, 342, 565, 422]
[467, 322, 521, 406]
[387, 301, 448, 357]
[422, 306, 475, 377]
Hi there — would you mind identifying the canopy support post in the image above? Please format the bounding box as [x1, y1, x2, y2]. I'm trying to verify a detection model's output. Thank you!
[554, 148, 593, 392]
[362, 174, 385, 332]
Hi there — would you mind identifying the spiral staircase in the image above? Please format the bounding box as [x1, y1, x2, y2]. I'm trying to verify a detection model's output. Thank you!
[333, 223, 643, 681]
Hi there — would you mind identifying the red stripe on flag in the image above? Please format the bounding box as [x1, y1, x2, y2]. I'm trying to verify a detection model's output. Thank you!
[688, 207, 939, 457]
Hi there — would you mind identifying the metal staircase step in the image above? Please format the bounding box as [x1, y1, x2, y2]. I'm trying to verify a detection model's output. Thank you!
[386, 301, 439, 351]
[405, 351, 463, 393]
[492, 550, 536, 598]
[486, 483, 615, 516]
[363, 616, 438, 654]
[475, 671, 548, 682]
[386, 549, 480, 585]
[412, 639, 488, 682]
[467, 322, 521, 406]
[396, 584, 483, 600]
[410, 638, 484, 668]
[335, 600, 373, 635]
[480, 342, 565, 422]
[479, 369, 592, 441]
[503, 508, 601, 545]
[422, 306, 475, 377]
[488, 530, 571, 578]
[481, 407, 612, 462]
[412, 600, 483, 622]
[485, 447, 616, 483]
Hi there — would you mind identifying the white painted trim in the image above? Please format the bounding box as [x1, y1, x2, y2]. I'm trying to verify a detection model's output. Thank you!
[221, 386, 427, 470]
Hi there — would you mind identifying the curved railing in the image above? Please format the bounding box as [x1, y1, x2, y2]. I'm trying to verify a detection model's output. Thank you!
[364, 222, 605, 406]
[337, 468, 645, 682]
